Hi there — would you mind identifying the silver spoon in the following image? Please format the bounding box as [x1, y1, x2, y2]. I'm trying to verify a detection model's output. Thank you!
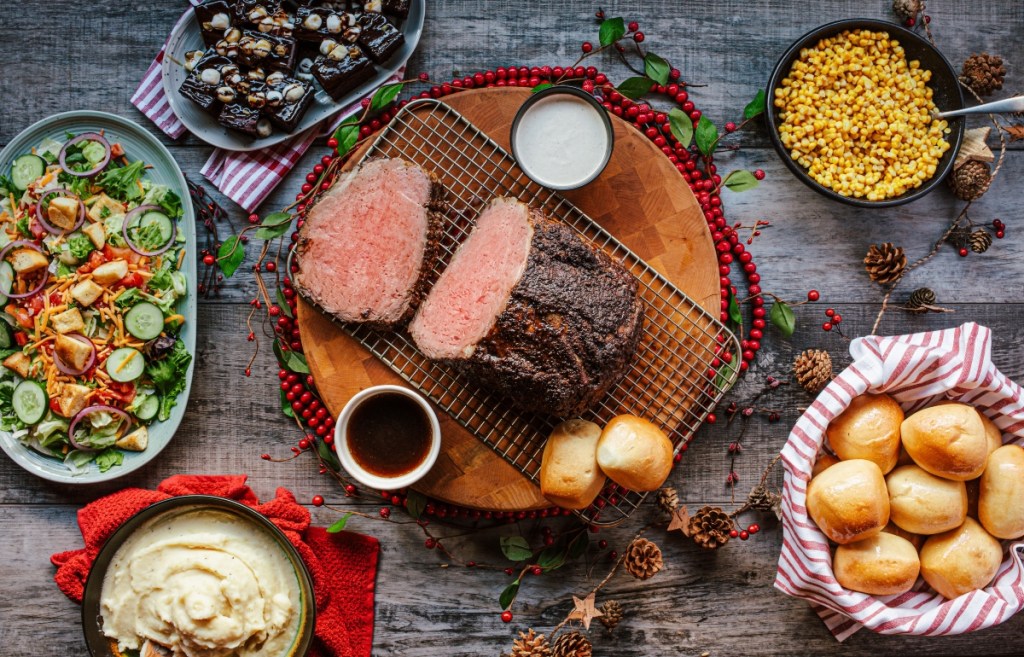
[935, 95, 1024, 119]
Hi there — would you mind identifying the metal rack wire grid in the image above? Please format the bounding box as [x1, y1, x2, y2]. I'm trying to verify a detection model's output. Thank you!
[297, 98, 740, 526]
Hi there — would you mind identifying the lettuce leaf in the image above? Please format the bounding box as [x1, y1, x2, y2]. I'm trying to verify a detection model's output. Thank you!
[145, 338, 192, 422]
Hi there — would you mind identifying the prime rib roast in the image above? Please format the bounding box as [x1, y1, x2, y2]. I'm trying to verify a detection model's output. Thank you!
[409, 197, 644, 416]
[293, 157, 443, 327]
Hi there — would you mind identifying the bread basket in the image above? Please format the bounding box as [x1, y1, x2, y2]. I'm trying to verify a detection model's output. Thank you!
[776, 323, 1024, 640]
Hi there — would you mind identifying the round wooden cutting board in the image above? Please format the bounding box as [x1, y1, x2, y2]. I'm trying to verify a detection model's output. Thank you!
[297, 87, 717, 510]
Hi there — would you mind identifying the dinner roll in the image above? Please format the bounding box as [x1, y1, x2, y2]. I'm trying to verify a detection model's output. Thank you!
[886, 465, 967, 535]
[826, 393, 903, 474]
[812, 452, 840, 478]
[920, 517, 1003, 600]
[807, 459, 889, 544]
[978, 445, 1024, 539]
[882, 521, 924, 550]
[833, 532, 921, 595]
[901, 403, 989, 480]
[979, 412, 1004, 454]
[595, 415, 673, 492]
[540, 420, 606, 509]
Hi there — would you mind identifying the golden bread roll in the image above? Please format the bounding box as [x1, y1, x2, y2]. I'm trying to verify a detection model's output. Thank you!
[920, 517, 1003, 599]
[978, 445, 1024, 539]
[901, 403, 989, 480]
[595, 415, 673, 492]
[979, 412, 1003, 454]
[540, 419, 606, 509]
[882, 521, 924, 550]
[807, 459, 890, 544]
[812, 452, 840, 478]
[833, 532, 921, 595]
[886, 465, 967, 535]
[826, 393, 904, 474]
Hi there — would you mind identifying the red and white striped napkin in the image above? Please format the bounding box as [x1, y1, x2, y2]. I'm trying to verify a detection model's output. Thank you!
[776, 322, 1024, 640]
[132, 10, 404, 212]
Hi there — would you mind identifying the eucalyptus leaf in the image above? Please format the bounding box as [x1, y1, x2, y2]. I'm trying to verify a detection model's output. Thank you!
[538, 544, 567, 572]
[370, 82, 404, 113]
[695, 116, 719, 156]
[727, 287, 742, 328]
[714, 353, 739, 391]
[315, 437, 341, 471]
[277, 288, 293, 318]
[216, 236, 245, 278]
[260, 211, 292, 228]
[531, 82, 554, 94]
[274, 339, 310, 374]
[644, 52, 670, 86]
[616, 76, 653, 100]
[333, 122, 361, 160]
[770, 300, 796, 338]
[499, 580, 520, 610]
[405, 489, 427, 520]
[723, 169, 760, 192]
[256, 220, 293, 240]
[280, 388, 294, 418]
[500, 536, 533, 562]
[598, 17, 625, 46]
[668, 108, 693, 148]
[743, 89, 766, 120]
[326, 512, 352, 533]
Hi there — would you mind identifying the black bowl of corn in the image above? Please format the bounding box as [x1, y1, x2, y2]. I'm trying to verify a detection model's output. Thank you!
[766, 18, 965, 208]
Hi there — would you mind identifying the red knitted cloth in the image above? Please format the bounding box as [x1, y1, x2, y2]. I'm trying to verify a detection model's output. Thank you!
[50, 474, 379, 657]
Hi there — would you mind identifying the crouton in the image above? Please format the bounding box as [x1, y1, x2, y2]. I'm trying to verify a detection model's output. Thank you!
[115, 426, 148, 451]
[71, 279, 104, 307]
[51, 307, 86, 334]
[55, 334, 93, 372]
[85, 194, 125, 223]
[47, 196, 80, 231]
[2, 352, 31, 378]
[57, 383, 92, 418]
[9, 248, 48, 275]
[82, 222, 106, 250]
[92, 260, 128, 285]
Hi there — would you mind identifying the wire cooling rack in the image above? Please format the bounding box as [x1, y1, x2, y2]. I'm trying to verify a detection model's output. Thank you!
[299, 98, 740, 526]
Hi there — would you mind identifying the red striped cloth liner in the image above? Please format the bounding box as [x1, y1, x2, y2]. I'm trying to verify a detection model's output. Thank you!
[132, 9, 404, 212]
[775, 322, 1024, 641]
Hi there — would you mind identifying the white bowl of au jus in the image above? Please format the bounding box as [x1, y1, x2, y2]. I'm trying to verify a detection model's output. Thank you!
[510, 85, 615, 190]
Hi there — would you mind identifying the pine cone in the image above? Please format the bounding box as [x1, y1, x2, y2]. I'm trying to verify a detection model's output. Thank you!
[793, 349, 833, 394]
[970, 228, 993, 253]
[747, 483, 781, 514]
[598, 600, 624, 632]
[864, 242, 907, 285]
[623, 537, 664, 580]
[906, 287, 936, 313]
[511, 629, 552, 657]
[688, 505, 734, 550]
[891, 0, 921, 21]
[550, 632, 592, 657]
[949, 160, 992, 201]
[960, 53, 1006, 96]
[656, 487, 679, 514]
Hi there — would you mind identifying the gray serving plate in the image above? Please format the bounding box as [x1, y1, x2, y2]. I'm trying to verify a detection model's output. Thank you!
[162, 1, 425, 151]
[0, 111, 197, 483]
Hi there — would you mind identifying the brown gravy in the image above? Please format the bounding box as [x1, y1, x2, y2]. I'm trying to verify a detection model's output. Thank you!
[347, 392, 432, 477]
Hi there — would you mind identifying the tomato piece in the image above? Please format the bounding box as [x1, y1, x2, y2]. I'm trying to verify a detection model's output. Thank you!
[28, 295, 45, 316]
[28, 218, 47, 239]
[13, 331, 28, 346]
[78, 250, 106, 274]
[118, 272, 144, 289]
[49, 398, 62, 415]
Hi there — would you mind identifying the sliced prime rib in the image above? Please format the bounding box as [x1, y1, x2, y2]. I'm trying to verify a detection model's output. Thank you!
[294, 157, 444, 327]
[409, 197, 644, 416]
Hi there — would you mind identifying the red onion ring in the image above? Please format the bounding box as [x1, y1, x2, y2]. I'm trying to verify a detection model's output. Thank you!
[52, 332, 96, 376]
[122, 205, 177, 256]
[35, 188, 85, 235]
[58, 132, 111, 178]
[68, 405, 131, 451]
[0, 240, 49, 299]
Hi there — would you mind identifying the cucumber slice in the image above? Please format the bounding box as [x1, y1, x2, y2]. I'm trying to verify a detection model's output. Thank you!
[106, 347, 145, 383]
[12, 380, 48, 425]
[124, 302, 164, 341]
[135, 395, 159, 422]
[138, 211, 174, 242]
[10, 154, 46, 191]
[0, 261, 14, 305]
[0, 319, 12, 350]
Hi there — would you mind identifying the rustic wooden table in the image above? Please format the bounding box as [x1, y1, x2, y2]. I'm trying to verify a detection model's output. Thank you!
[2, 1, 1023, 655]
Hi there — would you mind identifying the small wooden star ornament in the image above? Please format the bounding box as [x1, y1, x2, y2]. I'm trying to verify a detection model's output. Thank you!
[668, 505, 691, 536]
[567, 592, 603, 630]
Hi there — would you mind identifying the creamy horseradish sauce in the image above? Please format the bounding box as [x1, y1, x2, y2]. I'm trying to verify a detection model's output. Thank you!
[100, 508, 302, 657]
[514, 94, 610, 188]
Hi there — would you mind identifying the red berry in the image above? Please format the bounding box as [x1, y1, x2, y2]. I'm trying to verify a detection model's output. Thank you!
[822, 322, 833, 332]
[740, 530, 749, 540]
[418, 72, 429, 82]
[753, 169, 765, 180]
[996, 230, 1005, 239]
[959, 247, 969, 257]
[724, 121, 737, 133]
[706, 413, 717, 424]
[906, 17, 916, 26]
[832, 314, 842, 324]
[269, 305, 281, 317]
[729, 529, 739, 538]
[627, 21, 639, 32]
[825, 308, 835, 317]
[203, 254, 215, 266]
[345, 484, 356, 495]
[530, 566, 542, 576]
[669, 68, 681, 81]
[379, 507, 391, 519]
[633, 31, 645, 42]
[807, 290, 820, 301]
[260, 453, 271, 460]
[248, 213, 259, 224]
[748, 523, 760, 534]
[312, 495, 324, 506]
[266, 261, 277, 272]
[581, 41, 593, 53]
[501, 610, 513, 623]
[326, 137, 338, 149]
[425, 538, 436, 549]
